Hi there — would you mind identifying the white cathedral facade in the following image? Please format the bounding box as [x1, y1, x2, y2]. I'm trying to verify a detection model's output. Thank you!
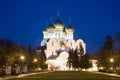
[37, 17, 87, 70]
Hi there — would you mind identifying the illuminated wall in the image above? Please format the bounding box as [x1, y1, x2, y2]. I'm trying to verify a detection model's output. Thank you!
[45, 38, 86, 59]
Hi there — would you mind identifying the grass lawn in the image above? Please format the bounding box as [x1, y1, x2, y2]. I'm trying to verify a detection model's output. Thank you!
[8, 71, 120, 80]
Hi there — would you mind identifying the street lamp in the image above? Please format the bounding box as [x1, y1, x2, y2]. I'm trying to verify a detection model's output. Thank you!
[33, 58, 38, 72]
[20, 56, 25, 61]
[34, 58, 37, 63]
[110, 58, 114, 63]
[109, 58, 114, 71]
[20, 55, 25, 74]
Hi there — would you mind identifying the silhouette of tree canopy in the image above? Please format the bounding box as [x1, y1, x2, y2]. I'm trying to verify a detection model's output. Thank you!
[68, 46, 91, 70]
[80, 53, 92, 69]
[97, 35, 113, 71]
[39, 49, 47, 71]
[0, 39, 27, 67]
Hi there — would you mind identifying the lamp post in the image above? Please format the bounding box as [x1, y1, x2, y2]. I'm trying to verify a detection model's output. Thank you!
[33, 58, 38, 72]
[110, 58, 114, 71]
[20, 56, 25, 74]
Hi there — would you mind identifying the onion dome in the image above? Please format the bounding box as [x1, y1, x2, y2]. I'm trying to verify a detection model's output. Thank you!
[43, 28, 48, 34]
[46, 23, 55, 30]
[54, 17, 64, 29]
[65, 24, 74, 32]
[41, 40, 46, 46]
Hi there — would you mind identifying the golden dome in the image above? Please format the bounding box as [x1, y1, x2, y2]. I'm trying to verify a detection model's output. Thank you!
[65, 24, 74, 32]
[46, 23, 55, 30]
[54, 17, 64, 29]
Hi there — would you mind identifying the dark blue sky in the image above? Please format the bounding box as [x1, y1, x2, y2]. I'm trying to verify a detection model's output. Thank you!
[0, 0, 120, 53]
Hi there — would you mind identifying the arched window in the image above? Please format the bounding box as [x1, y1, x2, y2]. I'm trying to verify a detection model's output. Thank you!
[52, 41, 54, 46]
[58, 33, 60, 38]
[79, 43, 81, 47]
[55, 33, 57, 38]
[70, 42, 72, 46]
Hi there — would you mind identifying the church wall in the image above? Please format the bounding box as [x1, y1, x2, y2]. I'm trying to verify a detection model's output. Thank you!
[45, 38, 86, 58]
[46, 38, 60, 58]
[66, 39, 76, 50]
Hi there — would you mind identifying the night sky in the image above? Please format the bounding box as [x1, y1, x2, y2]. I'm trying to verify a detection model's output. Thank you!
[0, 0, 120, 53]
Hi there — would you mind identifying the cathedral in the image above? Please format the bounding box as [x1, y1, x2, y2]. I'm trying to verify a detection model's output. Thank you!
[37, 17, 86, 70]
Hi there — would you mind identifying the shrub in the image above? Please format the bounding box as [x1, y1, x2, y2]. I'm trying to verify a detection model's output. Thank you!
[108, 70, 114, 73]
[99, 69, 115, 73]
[99, 69, 106, 73]
[116, 70, 120, 75]
[0, 68, 5, 76]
